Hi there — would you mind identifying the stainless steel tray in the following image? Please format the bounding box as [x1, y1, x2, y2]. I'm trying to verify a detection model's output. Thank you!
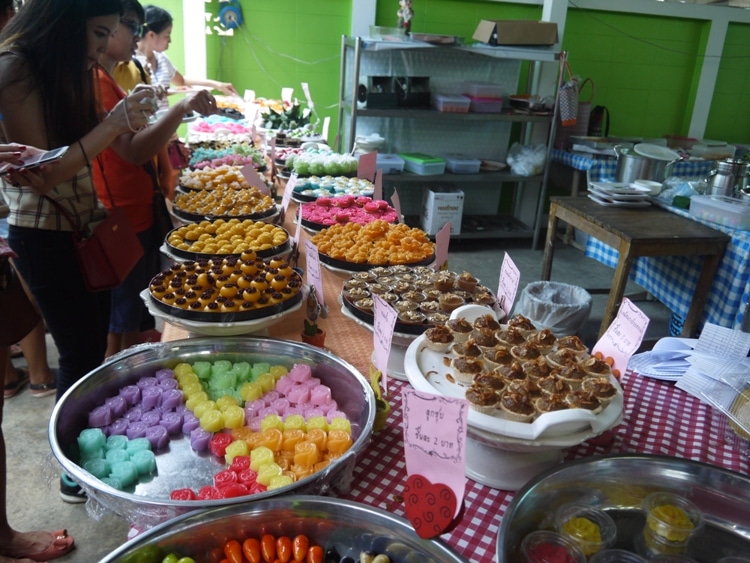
[100, 496, 469, 563]
[49, 337, 375, 529]
[497, 454, 750, 561]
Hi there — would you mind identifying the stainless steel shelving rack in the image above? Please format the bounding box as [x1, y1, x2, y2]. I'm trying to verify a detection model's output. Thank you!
[336, 35, 564, 249]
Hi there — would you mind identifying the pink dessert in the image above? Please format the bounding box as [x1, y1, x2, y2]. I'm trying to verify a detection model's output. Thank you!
[300, 196, 398, 228]
[288, 364, 313, 383]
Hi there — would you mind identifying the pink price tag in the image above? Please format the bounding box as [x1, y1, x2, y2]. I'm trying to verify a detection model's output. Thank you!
[593, 297, 650, 374]
[391, 188, 402, 222]
[373, 169, 383, 201]
[281, 173, 297, 215]
[372, 294, 398, 390]
[357, 152, 377, 183]
[240, 165, 270, 196]
[402, 387, 467, 518]
[433, 223, 451, 270]
[303, 238, 325, 308]
[497, 252, 520, 318]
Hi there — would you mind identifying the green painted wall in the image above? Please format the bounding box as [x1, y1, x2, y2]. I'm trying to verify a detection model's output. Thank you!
[148, 1, 750, 145]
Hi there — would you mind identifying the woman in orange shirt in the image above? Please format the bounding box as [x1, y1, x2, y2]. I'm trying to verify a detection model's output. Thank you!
[93, 0, 216, 356]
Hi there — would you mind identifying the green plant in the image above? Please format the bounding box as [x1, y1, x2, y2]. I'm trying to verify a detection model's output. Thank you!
[303, 318, 320, 336]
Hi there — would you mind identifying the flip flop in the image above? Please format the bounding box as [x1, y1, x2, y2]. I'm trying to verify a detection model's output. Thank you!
[30, 380, 57, 398]
[3, 367, 29, 399]
[23, 529, 75, 562]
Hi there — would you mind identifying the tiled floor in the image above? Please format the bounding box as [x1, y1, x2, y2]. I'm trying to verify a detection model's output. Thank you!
[4, 237, 673, 562]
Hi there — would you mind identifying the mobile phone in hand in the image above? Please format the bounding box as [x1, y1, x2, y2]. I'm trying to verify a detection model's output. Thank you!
[0, 146, 69, 173]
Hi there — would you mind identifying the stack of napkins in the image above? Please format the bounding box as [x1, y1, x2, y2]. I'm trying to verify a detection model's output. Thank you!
[631, 324, 750, 436]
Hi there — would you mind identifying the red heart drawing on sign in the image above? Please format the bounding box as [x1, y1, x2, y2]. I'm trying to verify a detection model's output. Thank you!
[403, 474, 458, 539]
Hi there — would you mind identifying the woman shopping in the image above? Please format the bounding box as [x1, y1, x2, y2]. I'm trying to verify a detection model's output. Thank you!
[95, 0, 218, 357]
[0, 0, 157, 401]
[137, 4, 238, 108]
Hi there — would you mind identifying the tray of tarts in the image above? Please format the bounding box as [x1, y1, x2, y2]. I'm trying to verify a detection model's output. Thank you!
[310, 220, 435, 273]
[340, 266, 499, 337]
[171, 185, 278, 223]
[405, 304, 623, 442]
[143, 251, 304, 335]
[162, 219, 291, 262]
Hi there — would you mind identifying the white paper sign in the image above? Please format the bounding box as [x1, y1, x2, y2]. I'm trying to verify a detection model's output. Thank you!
[373, 294, 398, 391]
[281, 87, 293, 104]
[358, 152, 377, 182]
[322, 116, 330, 140]
[240, 164, 270, 196]
[280, 173, 297, 216]
[301, 82, 314, 109]
[303, 238, 325, 308]
[497, 252, 520, 318]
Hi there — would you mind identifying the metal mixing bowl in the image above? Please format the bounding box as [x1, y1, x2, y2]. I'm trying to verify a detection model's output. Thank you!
[100, 496, 469, 562]
[497, 454, 750, 561]
[49, 337, 375, 529]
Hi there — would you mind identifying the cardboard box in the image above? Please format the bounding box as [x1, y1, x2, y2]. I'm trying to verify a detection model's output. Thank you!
[421, 187, 464, 236]
[473, 20, 558, 46]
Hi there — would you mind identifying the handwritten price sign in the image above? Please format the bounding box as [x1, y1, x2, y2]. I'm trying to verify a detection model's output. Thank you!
[594, 297, 650, 373]
[373, 294, 398, 391]
[402, 388, 467, 518]
[497, 252, 520, 318]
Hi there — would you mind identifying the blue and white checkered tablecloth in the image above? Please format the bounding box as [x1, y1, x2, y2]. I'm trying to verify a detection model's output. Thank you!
[585, 203, 750, 330]
[551, 149, 715, 183]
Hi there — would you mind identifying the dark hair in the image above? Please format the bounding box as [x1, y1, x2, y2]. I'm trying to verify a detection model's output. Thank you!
[0, 0, 123, 146]
[0, 0, 13, 13]
[121, 0, 144, 24]
[142, 4, 171, 36]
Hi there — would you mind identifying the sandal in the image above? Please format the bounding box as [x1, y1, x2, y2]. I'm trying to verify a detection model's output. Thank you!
[22, 529, 75, 562]
[30, 380, 56, 398]
[3, 367, 29, 399]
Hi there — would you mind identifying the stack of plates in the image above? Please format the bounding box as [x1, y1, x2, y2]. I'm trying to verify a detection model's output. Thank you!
[588, 182, 652, 207]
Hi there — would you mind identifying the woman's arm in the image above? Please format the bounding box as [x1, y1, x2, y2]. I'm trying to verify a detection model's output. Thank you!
[0, 69, 155, 194]
[108, 89, 217, 165]
[172, 68, 238, 97]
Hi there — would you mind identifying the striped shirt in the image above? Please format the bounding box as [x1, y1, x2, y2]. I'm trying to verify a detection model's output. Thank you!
[135, 50, 176, 110]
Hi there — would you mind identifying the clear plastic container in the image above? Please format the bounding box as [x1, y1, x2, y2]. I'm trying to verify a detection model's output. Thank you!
[689, 194, 750, 229]
[555, 504, 617, 557]
[465, 95, 503, 113]
[376, 153, 405, 174]
[461, 81, 504, 99]
[520, 530, 586, 563]
[399, 152, 446, 175]
[430, 93, 470, 113]
[639, 492, 704, 557]
[445, 154, 481, 174]
[589, 549, 647, 562]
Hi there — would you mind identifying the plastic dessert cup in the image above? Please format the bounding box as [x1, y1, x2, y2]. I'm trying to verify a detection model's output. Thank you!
[640, 492, 704, 556]
[520, 530, 585, 563]
[555, 504, 617, 557]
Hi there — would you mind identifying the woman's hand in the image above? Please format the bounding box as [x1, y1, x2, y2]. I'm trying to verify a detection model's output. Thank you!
[133, 82, 167, 101]
[181, 90, 218, 117]
[214, 81, 238, 97]
[0, 143, 46, 188]
[107, 89, 157, 134]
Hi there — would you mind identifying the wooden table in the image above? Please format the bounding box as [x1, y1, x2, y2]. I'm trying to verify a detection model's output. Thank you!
[541, 196, 730, 338]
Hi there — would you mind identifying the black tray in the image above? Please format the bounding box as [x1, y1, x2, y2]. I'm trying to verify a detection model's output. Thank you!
[341, 294, 430, 336]
[165, 237, 290, 261]
[149, 281, 303, 323]
[171, 204, 278, 223]
[318, 251, 436, 272]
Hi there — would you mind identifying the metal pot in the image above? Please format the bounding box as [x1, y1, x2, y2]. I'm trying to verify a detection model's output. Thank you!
[706, 158, 750, 197]
[613, 146, 677, 183]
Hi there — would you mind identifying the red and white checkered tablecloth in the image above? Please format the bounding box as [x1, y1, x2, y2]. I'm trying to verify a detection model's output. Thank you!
[343, 371, 750, 563]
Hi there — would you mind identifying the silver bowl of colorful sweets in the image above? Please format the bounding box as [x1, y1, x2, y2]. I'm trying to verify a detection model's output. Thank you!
[49, 337, 375, 529]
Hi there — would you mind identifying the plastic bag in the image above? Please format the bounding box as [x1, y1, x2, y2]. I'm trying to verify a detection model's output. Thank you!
[656, 177, 703, 208]
[506, 143, 547, 176]
[514, 281, 592, 337]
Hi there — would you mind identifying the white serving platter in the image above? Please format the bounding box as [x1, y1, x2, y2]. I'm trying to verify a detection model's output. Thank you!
[403, 304, 624, 442]
[588, 193, 651, 208]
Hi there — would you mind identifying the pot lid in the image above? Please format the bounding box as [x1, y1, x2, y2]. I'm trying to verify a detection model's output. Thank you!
[633, 143, 681, 161]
